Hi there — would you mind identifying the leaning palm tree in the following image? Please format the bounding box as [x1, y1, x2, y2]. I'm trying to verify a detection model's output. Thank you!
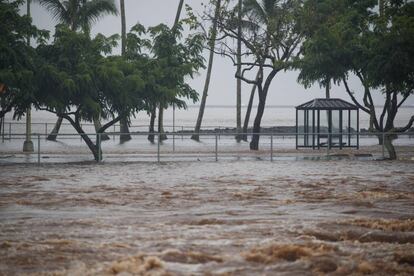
[191, 0, 221, 141]
[37, 0, 117, 31]
[36, 0, 118, 141]
[118, 0, 131, 143]
[236, 0, 242, 142]
[155, 0, 185, 142]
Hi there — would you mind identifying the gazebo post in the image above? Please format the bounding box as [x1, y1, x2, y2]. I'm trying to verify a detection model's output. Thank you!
[312, 110, 315, 149]
[339, 110, 343, 149]
[357, 109, 360, 149]
[317, 110, 320, 149]
[295, 108, 298, 149]
[328, 110, 332, 150]
[348, 110, 351, 147]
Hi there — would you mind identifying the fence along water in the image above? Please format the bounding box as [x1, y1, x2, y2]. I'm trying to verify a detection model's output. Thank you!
[1, 130, 413, 164]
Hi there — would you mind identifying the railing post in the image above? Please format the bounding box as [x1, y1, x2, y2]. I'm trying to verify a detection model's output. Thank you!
[382, 132, 385, 159]
[9, 122, 11, 140]
[1, 119, 4, 143]
[37, 134, 41, 164]
[157, 132, 160, 163]
[215, 133, 218, 162]
[45, 123, 47, 139]
[97, 133, 101, 162]
[327, 132, 330, 156]
[270, 134, 273, 162]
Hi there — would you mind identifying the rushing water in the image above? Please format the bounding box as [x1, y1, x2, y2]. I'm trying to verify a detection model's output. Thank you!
[1, 160, 413, 275]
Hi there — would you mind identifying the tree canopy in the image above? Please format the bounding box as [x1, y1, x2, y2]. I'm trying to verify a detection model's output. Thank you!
[0, 0, 48, 119]
[296, 0, 414, 159]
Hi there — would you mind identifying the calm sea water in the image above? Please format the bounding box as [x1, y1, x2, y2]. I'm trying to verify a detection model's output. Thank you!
[2, 105, 413, 134]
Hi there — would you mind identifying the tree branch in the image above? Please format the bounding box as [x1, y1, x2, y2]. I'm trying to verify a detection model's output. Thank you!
[395, 115, 414, 133]
[342, 78, 370, 113]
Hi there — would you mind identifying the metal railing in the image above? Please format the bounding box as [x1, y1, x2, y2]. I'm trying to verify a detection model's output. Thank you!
[1, 131, 413, 164]
[0, 121, 231, 139]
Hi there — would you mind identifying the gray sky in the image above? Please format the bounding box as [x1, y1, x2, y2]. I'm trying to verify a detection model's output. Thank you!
[27, 0, 414, 107]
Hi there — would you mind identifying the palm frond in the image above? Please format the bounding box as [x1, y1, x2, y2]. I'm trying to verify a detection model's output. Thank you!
[35, 0, 69, 24]
[82, 0, 118, 30]
[243, 0, 268, 24]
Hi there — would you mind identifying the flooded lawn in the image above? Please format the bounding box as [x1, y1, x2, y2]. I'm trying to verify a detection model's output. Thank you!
[1, 160, 414, 275]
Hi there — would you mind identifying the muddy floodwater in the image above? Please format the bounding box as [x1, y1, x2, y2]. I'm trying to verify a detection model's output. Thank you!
[1, 160, 414, 275]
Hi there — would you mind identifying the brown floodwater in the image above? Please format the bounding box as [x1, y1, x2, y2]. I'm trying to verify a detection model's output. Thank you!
[0, 160, 413, 275]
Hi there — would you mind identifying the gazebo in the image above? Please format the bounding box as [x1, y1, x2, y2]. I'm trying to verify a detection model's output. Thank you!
[295, 98, 359, 149]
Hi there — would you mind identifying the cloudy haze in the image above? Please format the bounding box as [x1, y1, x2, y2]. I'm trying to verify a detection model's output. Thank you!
[27, 0, 414, 107]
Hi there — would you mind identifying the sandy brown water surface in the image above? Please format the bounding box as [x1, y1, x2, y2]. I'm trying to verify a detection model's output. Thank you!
[1, 160, 414, 275]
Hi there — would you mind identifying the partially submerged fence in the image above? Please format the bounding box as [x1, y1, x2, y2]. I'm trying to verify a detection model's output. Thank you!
[1, 130, 413, 164]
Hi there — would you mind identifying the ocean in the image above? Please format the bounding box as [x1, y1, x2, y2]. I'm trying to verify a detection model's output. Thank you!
[2, 105, 414, 134]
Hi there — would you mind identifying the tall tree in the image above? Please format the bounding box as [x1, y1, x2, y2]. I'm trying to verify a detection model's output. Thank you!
[34, 26, 146, 161]
[191, 0, 221, 141]
[299, 0, 414, 159]
[159, 0, 186, 141]
[236, 0, 242, 141]
[23, 0, 34, 152]
[36, 0, 118, 141]
[0, 0, 47, 123]
[216, 0, 303, 150]
[119, 0, 131, 143]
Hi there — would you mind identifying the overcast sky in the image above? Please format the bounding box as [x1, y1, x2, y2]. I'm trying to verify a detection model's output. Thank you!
[27, 0, 414, 107]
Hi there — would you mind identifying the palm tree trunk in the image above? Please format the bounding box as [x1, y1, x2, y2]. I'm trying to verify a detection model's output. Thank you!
[191, 0, 221, 141]
[236, 0, 242, 142]
[23, 0, 33, 152]
[174, 0, 184, 28]
[120, 0, 126, 56]
[118, 0, 132, 143]
[47, 116, 63, 141]
[153, 0, 184, 142]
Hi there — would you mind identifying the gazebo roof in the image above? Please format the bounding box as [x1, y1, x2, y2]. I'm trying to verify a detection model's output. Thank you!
[296, 98, 358, 110]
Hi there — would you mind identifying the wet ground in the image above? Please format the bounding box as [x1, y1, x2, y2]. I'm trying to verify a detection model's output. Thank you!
[1, 160, 414, 275]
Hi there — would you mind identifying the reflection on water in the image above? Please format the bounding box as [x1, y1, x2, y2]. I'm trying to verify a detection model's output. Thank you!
[0, 160, 413, 275]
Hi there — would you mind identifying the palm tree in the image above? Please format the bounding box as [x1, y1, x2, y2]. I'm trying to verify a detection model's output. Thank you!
[23, 0, 34, 152]
[119, 0, 131, 143]
[241, 0, 302, 150]
[236, 0, 242, 142]
[37, 0, 117, 32]
[36, 0, 118, 141]
[155, 0, 185, 142]
[191, 0, 221, 141]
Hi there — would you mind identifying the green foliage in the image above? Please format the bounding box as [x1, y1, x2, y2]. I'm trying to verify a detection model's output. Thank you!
[146, 22, 205, 109]
[36, 0, 118, 32]
[296, 0, 376, 89]
[0, 0, 48, 118]
[35, 25, 148, 123]
[297, 0, 414, 98]
[365, 2, 414, 93]
[33, 19, 205, 123]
